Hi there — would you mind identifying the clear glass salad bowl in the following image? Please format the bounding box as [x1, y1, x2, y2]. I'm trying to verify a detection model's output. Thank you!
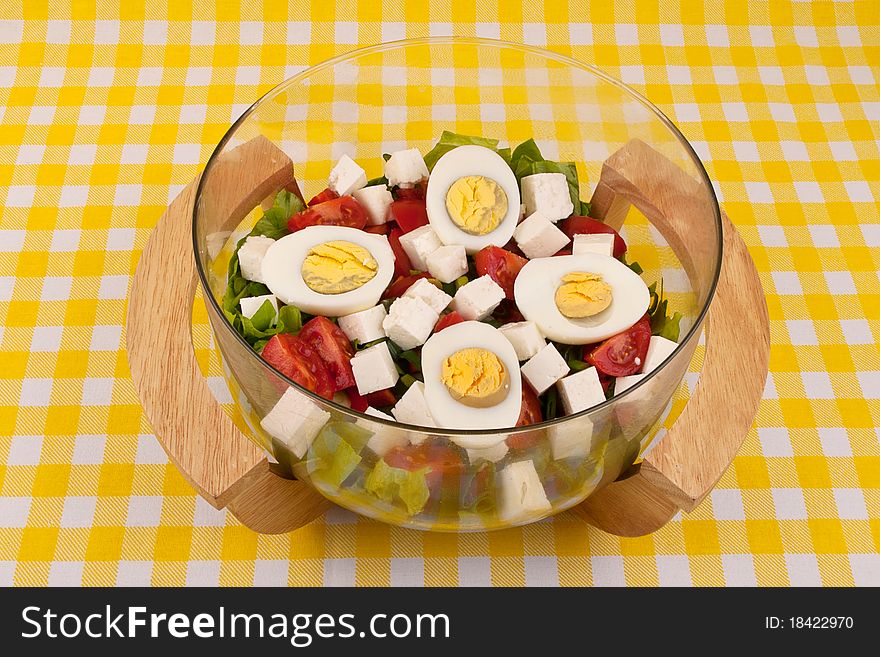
[192, 38, 722, 532]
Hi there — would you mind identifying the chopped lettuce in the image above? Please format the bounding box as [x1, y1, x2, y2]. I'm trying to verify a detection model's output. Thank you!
[647, 280, 683, 342]
[308, 422, 371, 487]
[423, 131, 508, 171]
[251, 189, 304, 239]
[365, 460, 431, 515]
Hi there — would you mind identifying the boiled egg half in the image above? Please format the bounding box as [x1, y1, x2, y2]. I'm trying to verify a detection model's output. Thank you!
[421, 321, 523, 438]
[425, 145, 521, 254]
[514, 253, 650, 344]
[261, 225, 395, 316]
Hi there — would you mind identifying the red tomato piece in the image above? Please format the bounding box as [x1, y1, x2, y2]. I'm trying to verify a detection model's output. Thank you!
[491, 299, 525, 325]
[288, 196, 368, 231]
[555, 248, 572, 256]
[364, 223, 391, 235]
[585, 314, 651, 377]
[392, 180, 427, 201]
[307, 187, 339, 207]
[383, 442, 465, 490]
[344, 387, 369, 412]
[261, 334, 335, 400]
[558, 215, 627, 258]
[474, 245, 528, 300]
[388, 227, 413, 278]
[298, 316, 356, 391]
[388, 199, 429, 233]
[433, 311, 465, 333]
[364, 388, 397, 409]
[382, 273, 432, 300]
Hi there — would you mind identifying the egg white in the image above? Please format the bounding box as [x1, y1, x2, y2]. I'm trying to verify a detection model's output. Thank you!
[260, 225, 395, 316]
[425, 145, 521, 254]
[514, 253, 650, 344]
[421, 321, 523, 438]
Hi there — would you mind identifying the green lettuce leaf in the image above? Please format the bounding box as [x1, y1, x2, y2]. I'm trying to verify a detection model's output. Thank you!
[276, 304, 302, 335]
[647, 280, 683, 342]
[308, 422, 369, 487]
[423, 131, 503, 171]
[510, 138, 584, 211]
[365, 460, 431, 515]
[251, 190, 304, 239]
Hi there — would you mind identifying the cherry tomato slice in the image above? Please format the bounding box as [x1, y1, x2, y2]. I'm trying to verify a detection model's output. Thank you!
[383, 442, 465, 491]
[388, 199, 429, 233]
[382, 273, 432, 300]
[392, 180, 427, 201]
[364, 388, 397, 409]
[474, 245, 528, 300]
[344, 387, 369, 413]
[364, 223, 391, 235]
[558, 215, 627, 258]
[261, 334, 335, 400]
[388, 227, 413, 278]
[307, 187, 339, 207]
[491, 299, 525, 325]
[584, 314, 651, 377]
[298, 316, 356, 391]
[433, 311, 465, 333]
[288, 195, 368, 231]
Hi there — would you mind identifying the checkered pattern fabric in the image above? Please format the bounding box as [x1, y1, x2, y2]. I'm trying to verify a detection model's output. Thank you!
[1, 2, 878, 586]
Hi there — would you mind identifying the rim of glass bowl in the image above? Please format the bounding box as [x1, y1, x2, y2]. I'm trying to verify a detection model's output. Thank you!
[192, 36, 723, 439]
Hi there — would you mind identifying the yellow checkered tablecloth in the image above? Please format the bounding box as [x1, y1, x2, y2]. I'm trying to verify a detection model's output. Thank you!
[1, 1, 878, 586]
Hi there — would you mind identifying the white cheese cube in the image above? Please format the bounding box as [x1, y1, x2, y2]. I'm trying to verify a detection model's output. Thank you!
[328, 154, 367, 196]
[382, 296, 439, 350]
[520, 343, 569, 395]
[403, 277, 452, 314]
[351, 342, 399, 395]
[356, 407, 409, 457]
[642, 335, 678, 373]
[451, 275, 504, 320]
[548, 421, 594, 460]
[259, 387, 330, 459]
[238, 235, 275, 283]
[352, 184, 393, 226]
[338, 304, 387, 344]
[556, 366, 606, 415]
[466, 441, 509, 464]
[572, 233, 615, 257]
[499, 321, 546, 361]
[513, 211, 570, 259]
[365, 406, 394, 421]
[239, 294, 278, 324]
[391, 381, 436, 427]
[398, 224, 442, 271]
[384, 148, 429, 187]
[614, 374, 643, 395]
[426, 244, 468, 283]
[521, 172, 575, 222]
[498, 460, 551, 522]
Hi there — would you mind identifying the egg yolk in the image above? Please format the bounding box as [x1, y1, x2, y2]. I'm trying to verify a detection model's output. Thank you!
[301, 240, 378, 295]
[445, 175, 508, 235]
[441, 347, 510, 408]
[555, 272, 613, 318]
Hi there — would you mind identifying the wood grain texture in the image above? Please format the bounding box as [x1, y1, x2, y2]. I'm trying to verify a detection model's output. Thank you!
[572, 139, 769, 535]
[126, 136, 327, 533]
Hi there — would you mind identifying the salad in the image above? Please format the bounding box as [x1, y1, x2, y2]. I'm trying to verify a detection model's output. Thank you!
[222, 131, 682, 525]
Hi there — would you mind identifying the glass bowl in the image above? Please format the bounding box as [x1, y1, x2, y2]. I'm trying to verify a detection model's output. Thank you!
[192, 38, 721, 531]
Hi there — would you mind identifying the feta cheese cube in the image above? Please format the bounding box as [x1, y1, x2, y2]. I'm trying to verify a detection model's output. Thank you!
[451, 275, 504, 320]
[521, 172, 575, 222]
[466, 441, 509, 464]
[328, 154, 367, 196]
[572, 233, 615, 257]
[520, 343, 569, 395]
[356, 407, 408, 456]
[398, 224, 442, 271]
[365, 406, 394, 421]
[259, 387, 330, 458]
[238, 235, 275, 283]
[499, 321, 546, 361]
[426, 244, 468, 283]
[239, 294, 278, 324]
[513, 211, 570, 258]
[352, 184, 393, 226]
[384, 148, 429, 187]
[403, 277, 452, 314]
[391, 381, 436, 427]
[382, 296, 439, 350]
[642, 335, 678, 372]
[557, 366, 606, 414]
[338, 304, 387, 344]
[614, 336, 679, 395]
[498, 460, 551, 522]
[548, 421, 594, 460]
[351, 341, 399, 395]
